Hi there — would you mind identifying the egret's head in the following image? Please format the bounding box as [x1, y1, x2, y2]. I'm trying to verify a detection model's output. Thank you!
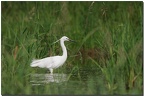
[52, 36, 74, 45]
[60, 36, 74, 42]
[61, 36, 70, 41]
[61, 36, 75, 42]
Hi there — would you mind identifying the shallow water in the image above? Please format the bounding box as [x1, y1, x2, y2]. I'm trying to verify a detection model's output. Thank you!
[29, 72, 93, 94]
[28, 67, 138, 94]
[30, 73, 67, 85]
[29, 67, 102, 92]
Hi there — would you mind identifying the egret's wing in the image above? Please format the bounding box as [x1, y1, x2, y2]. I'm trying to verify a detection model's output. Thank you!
[30, 59, 44, 67]
[50, 56, 61, 68]
[51, 56, 66, 69]
[30, 56, 61, 68]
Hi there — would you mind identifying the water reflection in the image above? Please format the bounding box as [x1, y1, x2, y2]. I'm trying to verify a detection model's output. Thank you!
[30, 73, 67, 85]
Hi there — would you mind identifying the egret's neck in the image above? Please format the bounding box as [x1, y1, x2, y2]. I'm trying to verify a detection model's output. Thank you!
[60, 40, 67, 57]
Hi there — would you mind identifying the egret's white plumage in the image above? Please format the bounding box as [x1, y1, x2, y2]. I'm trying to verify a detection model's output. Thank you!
[30, 36, 73, 74]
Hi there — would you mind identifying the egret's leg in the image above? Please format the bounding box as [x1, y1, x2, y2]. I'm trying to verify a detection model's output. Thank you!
[49, 69, 53, 74]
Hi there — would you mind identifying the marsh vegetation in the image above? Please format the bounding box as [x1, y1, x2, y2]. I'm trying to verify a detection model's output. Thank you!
[1, 1, 143, 95]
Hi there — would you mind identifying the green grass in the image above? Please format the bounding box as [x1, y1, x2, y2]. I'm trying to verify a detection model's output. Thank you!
[1, 1, 143, 95]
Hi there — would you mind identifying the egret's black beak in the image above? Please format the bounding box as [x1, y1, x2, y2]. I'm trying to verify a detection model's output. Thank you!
[69, 39, 76, 42]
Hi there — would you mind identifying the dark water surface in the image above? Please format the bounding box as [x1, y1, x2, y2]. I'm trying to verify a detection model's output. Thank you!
[29, 67, 105, 94]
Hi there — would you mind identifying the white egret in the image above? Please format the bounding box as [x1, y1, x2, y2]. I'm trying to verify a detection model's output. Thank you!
[30, 36, 74, 74]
